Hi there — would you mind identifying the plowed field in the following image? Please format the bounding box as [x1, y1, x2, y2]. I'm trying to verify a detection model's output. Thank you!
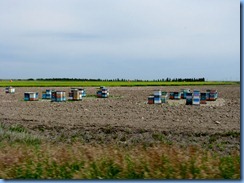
[0, 85, 240, 155]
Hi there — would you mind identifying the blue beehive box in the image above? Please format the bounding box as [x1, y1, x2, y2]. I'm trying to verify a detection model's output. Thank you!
[82, 90, 86, 97]
[42, 89, 53, 99]
[154, 97, 161, 104]
[97, 87, 109, 98]
[42, 93, 46, 99]
[193, 90, 200, 96]
[193, 98, 200, 105]
[24, 93, 29, 101]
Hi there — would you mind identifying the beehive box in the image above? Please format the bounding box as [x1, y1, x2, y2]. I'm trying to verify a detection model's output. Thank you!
[51, 91, 66, 102]
[97, 87, 109, 98]
[154, 90, 162, 96]
[193, 90, 200, 97]
[209, 90, 218, 101]
[169, 92, 174, 99]
[200, 93, 207, 104]
[71, 88, 86, 97]
[161, 91, 168, 103]
[192, 98, 200, 105]
[161, 96, 168, 103]
[154, 96, 161, 104]
[192, 90, 200, 105]
[69, 89, 82, 101]
[42, 89, 53, 99]
[5, 87, 15, 94]
[148, 96, 154, 104]
[24, 92, 38, 101]
[161, 91, 168, 96]
[186, 93, 192, 105]
[181, 89, 190, 99]
[174, 92, 181, 100]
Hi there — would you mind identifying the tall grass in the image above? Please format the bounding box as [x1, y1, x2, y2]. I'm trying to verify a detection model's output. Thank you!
[0, 142, 240, 179]
[0, 80, 239, 87]
[0, 123, 42, 145]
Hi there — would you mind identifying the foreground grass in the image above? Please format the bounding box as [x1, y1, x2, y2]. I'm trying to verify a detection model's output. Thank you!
[0, 80, 239, 87]
[0, 142, 240, 179]
[0, 123, 240, 179]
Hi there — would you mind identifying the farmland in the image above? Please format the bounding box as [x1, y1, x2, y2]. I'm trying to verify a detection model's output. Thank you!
[0, 80, 239, 87]
[0, 84, 240, 179]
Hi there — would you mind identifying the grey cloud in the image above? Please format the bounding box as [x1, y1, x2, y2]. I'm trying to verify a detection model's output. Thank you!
[22, 31, 100, 41]
[0, 0, 240, 80]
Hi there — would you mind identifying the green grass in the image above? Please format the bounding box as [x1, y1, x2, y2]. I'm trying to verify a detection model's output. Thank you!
[0, 123, 42, 146]
[0, 123, 240, 179]
[0, 80, 239, 87]
[0, 142, 240, 179]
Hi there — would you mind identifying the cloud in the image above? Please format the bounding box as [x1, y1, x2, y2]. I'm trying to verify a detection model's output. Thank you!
[0, 0, 240, 80]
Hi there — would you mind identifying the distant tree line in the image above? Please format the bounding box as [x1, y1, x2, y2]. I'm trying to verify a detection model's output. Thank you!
[22, 77, 205, 82]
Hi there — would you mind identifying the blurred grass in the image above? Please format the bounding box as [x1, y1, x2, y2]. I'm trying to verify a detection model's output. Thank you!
[0, 121, 240, 179]
[0, 123, 42, 146]
[0, 140, 240, 179]
[0, 80, 240, 87]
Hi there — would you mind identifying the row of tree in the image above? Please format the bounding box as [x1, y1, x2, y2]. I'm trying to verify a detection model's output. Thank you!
[26, 77, 205, 82]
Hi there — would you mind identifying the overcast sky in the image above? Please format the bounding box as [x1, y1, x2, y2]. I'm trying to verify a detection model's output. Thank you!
[0, 0, 240, 81]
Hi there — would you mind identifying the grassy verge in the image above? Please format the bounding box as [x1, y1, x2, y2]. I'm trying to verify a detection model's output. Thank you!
[0, 123, 240, 179]
[0, 80, 240, 87]
[0, 123, 42, 145]
[0, 142, 240, 179]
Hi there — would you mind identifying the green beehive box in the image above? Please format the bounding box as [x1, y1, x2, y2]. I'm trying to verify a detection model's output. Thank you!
[161, 96, 168, 103]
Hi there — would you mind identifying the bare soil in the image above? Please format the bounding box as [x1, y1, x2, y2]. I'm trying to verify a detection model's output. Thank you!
[0, 85, 240, 155]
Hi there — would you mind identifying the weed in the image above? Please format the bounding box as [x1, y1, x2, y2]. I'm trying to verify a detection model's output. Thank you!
[0, 142, 240, 179]
[223, 131, 240, 138]
[219, 156, 240, 179]
[189, 158, 200, 179]
[152, 133, 165, 142]
[209, 135, 218, 144]
[0, 123, 42, 145]
[9, 124, 27, 133]
[120, 136, 126, 142]
[179, 163, 188, 179]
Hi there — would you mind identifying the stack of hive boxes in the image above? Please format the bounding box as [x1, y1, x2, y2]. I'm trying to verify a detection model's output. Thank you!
[206, 90, 218, 101]
[192, 90, 200, 105]
[97, 86, 109, 98]
[161, 91, 168, 103]
[200, 93, 207, 104]
[169, 91, 181, 100]
[148, 96, 154, 104]
[181, 89, 190, 99]
[5, 86, 15, 94]
[154, 90, 162, 104]
[169, 92, 174, 99]
[81, 88, 86, 97]
[71, 88, 86, 97]
[148, 90, 162, 104]
[51, 91, 66, 102]
[24, 92, 38, 101]
[69, 88, 82, 101]
[42, 89, 53, 99]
